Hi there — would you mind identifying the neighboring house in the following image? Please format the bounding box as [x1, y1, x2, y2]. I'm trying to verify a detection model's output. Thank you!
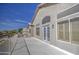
[23, 28, 28, 37]
[26, 23, 34, 37]
[30, 3, 79, 54]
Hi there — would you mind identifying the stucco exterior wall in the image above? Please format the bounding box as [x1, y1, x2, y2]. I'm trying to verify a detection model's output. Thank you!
[32, 3, 79, 54]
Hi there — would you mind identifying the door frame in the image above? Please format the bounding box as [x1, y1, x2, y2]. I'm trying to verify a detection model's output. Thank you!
[43, 25, 50, 41]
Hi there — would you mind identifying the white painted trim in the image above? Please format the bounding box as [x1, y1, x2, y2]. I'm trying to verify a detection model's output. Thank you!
[69, 19, 72, 44]
[0, 52, 9, 53]
[32, 37, 74, 55]
[57, 39, 71, 45]
[56, 22, 58, 41]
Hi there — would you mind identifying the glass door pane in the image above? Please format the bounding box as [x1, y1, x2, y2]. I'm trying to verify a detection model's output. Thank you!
[47, 27, 50, 41]
[64, 22, 69, 42]
[71, 20, 79, 44]
[58, 20, 69, 42]
[44, 27, 46, 40]
[58, 23, 64, 40]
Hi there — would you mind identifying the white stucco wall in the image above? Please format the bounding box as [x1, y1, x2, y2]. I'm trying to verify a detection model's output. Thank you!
[32, 3, 79, 54]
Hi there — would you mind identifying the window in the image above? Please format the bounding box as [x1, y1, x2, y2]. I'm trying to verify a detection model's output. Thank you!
[58, 22, 64, 40]
[36, 27, 40, 36]
[64, 21, 69, 42]
[42, 16, 50, 24]
[70, 17, 79, 44]
[58, 20, 69, 42]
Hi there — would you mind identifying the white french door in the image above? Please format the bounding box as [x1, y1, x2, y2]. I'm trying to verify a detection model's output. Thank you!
[43, 26, 50, 41]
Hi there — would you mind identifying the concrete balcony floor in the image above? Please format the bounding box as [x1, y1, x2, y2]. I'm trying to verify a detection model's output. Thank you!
[11, 37, 74, 55]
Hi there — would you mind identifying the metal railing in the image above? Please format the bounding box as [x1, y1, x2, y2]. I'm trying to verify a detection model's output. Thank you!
[0, 35, 18, 55]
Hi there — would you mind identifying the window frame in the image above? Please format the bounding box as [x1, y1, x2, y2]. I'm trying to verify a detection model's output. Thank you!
[57, 20, 70, 43]
[57, 17, 79, 45]
[42, 16, 50, 24]
[70, 17, 79, 44]
[36, 27, 40, 36]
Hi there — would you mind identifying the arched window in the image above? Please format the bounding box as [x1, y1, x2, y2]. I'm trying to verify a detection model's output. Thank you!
[42, 16, 50, 24]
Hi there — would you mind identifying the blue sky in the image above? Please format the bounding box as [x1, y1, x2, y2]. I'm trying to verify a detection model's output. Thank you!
[0, 3, 39, 31]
